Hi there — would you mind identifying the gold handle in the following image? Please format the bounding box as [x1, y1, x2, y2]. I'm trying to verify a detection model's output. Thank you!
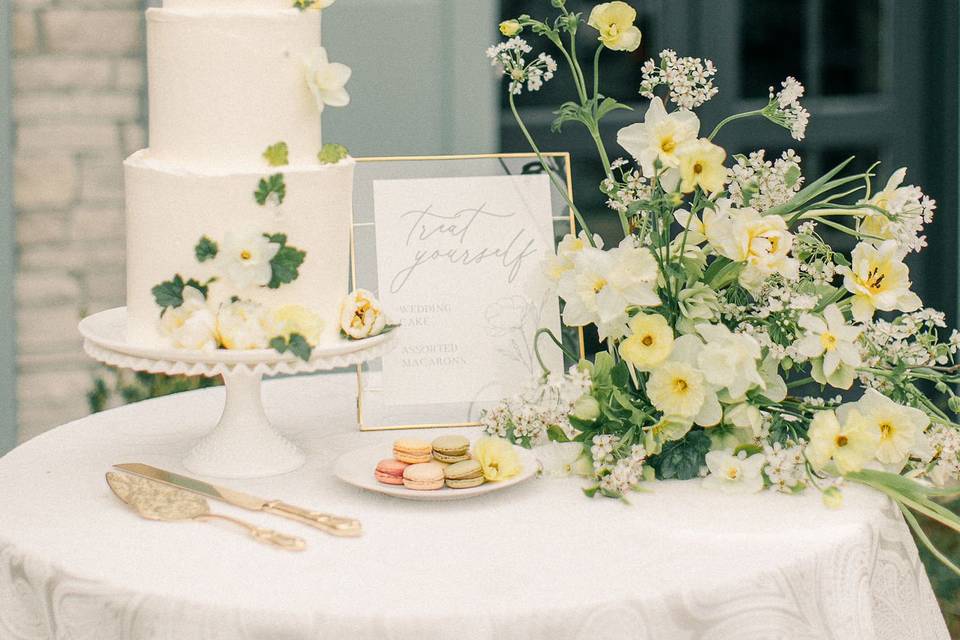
[196, 514, 307, 551]
[264, 501, 363, 537]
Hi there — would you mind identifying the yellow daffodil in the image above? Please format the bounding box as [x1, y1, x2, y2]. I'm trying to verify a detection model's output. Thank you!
[837, 240, 922, 323]
[587, 2, 642, 52]
[646, 361, 707, 420]
[619, 313, 674, 371]
[837, 389, 930, 470]
[499, 20, 522, 37]
[472, 437, 523, 482]
[269, 305, 324, 346]
[806, 409, 880, 475]
[675, 138, 727, 194]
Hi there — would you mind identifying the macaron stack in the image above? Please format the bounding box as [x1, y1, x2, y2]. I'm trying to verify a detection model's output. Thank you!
[373, 435, 503, 491]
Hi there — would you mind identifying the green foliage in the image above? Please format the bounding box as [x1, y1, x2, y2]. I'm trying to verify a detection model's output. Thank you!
[263, 233, 306, 289]
[269, 333, 312, 361]
[151, 274, 209, 311]
[552, 96, 631, 133]
[88, 368, 219, 414]
[318, 143, 349, 164]
[650, 430, 712, 480]
[254, 173, 286, 206]
[262, 142, 290, 167]
[194, 236, 218, 263]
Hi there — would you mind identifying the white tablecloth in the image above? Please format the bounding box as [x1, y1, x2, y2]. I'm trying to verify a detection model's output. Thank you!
[0, 373, 949, 640]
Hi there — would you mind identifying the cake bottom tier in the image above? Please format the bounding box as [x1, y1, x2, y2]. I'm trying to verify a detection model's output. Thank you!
[125, 150, 355, 349]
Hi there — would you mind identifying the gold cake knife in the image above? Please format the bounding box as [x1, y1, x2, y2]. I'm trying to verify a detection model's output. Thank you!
[114, 463, 362, 537]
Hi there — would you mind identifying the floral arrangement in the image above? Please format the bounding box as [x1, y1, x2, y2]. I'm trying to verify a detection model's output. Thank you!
[485, 0, 960, 573]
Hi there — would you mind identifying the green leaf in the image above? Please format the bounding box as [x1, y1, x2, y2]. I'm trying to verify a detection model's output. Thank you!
[194, 236, 218, 263]
[595, 96, 632, 120]
[318, 143, 349, 164]
[547, 424, 571, 442]
[262, 142, 289, 167]
[287, 333, 313, 361]
[551, 101, 589, 133]
[651, 430, 711, 480]
[592, 352, 615, 386]
[151, 274, 185, 310]
[264, 233, 306, 289]
[254, 173, 286, 206]
[292, 0, 316, 9]
[269, 336, 289, 353]
[784, 163, 802, 188]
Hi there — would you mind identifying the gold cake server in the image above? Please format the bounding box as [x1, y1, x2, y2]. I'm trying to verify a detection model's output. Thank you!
[114, 463, 363, 537]
[106, 472, 306, 551]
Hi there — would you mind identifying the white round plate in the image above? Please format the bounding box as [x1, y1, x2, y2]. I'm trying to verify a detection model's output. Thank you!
[79, 306, 391, 365]
[334, 441, 539, 501]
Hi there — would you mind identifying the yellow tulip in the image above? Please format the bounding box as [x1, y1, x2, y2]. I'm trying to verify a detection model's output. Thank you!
[588, 2, 642, 52]
[499, 20, 522, 37]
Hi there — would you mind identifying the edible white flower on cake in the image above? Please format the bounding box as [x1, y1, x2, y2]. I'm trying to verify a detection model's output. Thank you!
[706, 207, 799, 292]
[646, 334, 721, 426]
[159, 286, 217, 351]
[837, 389, 930, 470]
[806, 409, 880, 474]
[557, 237, 660, 341]
[702, 450, 765, 494]
[619, 313, 674, 371]
[216, 300, 270, 350]
[837, 240, 922, 323]
[587, 2, 642, 52]
[217, 231, 281, 290]
[340, 289, 387, 339]
[796, 304, 862, 390]
[304, 47, 351, 112]
[675, 138, 727, 194]
[695, 323, 764, 401]
[268, 305, 324, 347]
[617, 97, 700, 180]
[543, 230, 604, 281]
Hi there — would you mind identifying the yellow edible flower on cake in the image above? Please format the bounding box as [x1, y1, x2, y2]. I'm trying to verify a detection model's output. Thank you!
[472, 436, 522, 482]
[339, 289, 388, 339]
[587, 2, 642, 52]
[269, 305, 324, 347]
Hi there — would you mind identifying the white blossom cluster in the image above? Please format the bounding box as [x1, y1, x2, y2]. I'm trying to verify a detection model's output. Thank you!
[602, 166, 653, 215]
[763, 77, 810, 140]
[481, 365, 591, 444]
[639, 49, 718, 110]
[727, 150, 804, 213]
[485, 38, 557, 95]
[860, 309, 957, 371]
[598, 443, 648, 496]
[928, 424, 960, 485]
[860, 179, 936, 256]
[763, 441, 808, 493]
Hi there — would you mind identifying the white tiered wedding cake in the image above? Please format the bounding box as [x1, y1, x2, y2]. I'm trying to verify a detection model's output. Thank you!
[125, 0, 355, 356]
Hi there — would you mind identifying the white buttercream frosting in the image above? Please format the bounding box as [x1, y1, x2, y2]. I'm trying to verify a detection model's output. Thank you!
[163, 0, 296, 11]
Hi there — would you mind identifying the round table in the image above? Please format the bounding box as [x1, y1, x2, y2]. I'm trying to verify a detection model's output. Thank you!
[0, 374, 949, 640]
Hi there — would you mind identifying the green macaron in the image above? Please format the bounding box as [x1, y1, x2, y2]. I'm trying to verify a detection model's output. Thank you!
[444, 459, 484, 489]
[432, 435, 471, 464]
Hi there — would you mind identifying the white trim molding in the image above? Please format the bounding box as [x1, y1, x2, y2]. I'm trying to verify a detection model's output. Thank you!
[0, 0, 17, 454]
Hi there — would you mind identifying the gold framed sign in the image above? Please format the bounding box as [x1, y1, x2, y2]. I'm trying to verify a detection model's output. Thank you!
[352, 153, 584, 431]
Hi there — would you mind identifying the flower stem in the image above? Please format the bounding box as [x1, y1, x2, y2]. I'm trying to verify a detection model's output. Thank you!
[707, 109, 764, 141]
[509, 93, 593, 241]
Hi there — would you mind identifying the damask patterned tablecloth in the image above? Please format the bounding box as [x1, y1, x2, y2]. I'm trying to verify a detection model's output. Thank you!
[0, 374, 950, 640]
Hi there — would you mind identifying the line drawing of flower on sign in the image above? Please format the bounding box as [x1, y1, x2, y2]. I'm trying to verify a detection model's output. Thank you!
[484, 295, 538, 374]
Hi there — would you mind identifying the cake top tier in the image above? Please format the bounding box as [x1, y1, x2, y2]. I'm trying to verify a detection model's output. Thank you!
[163, 0, 298, 9]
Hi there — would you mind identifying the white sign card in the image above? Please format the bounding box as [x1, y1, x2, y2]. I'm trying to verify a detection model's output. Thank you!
[352, 154, 577, 430]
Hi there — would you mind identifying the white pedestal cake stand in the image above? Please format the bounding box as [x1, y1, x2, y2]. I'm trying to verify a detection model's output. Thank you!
[79, 307, 397, 479]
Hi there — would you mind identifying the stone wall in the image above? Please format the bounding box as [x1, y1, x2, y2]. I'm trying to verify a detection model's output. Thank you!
[11, 0, 145, 441]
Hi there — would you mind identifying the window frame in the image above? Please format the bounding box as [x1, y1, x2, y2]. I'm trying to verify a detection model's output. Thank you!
[1, 0, 17, 454]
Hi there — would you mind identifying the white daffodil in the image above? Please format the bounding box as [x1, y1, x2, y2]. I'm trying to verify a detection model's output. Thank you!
[796, 304, 862, 390]
[646, 334, 721, 427]
[618, 313, 674, 371]
[543, 230, 604, 281]
[707, 206, 799, 292]
[159, 286, 217, 351]
[557, 238, 660, 341]
[702, 450, 765, 494]
[725, 402, 764, 437]
[340, 289, 388, 339]
[617, 97, 700, 179]
[535, 442, 593, 478]
[217, 231, 281, 290]
[695, 323, 764, 401]
[304, 47, 351, 112]
[806, 408, 880, 475]
[837, 389, 930, 471]
[837, 240, 922, 323]
[216, 300, 270, 350]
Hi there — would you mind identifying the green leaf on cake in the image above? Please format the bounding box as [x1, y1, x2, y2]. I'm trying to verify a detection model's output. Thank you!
[263, 142, 290, 167]
[269, 333, 312, 361]
[194, 236, 219, 263]
[318, 143, 349, 164]
[263, 232, 306, 289]
[151, 275, 210, 312]
[293, 0, 316, 10]
[254, 173, 286, 206]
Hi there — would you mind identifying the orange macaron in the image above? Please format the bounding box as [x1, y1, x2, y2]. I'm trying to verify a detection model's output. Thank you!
[393, 439, 432, 464]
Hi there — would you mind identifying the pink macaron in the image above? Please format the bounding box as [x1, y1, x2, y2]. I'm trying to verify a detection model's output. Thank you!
[375, 458, 409, 485]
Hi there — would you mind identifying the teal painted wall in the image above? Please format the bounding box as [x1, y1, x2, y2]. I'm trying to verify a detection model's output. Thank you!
[0, 0, 16, 455]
